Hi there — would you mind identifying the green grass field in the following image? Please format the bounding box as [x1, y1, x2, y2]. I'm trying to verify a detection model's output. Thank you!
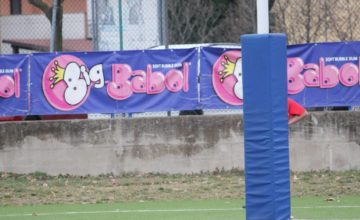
[1, 196, 360, 220]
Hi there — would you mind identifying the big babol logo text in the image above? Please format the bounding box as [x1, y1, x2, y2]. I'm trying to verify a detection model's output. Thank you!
[42, 55, 189, 111]
[288, 56, 360, 94]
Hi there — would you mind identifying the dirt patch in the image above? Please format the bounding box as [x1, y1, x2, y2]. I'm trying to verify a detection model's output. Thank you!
[1, 169, 359, 206]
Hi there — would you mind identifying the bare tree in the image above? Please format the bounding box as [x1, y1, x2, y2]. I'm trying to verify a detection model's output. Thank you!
[269, 0, 276, 9]
[272, 0, 360, 44]
[168, 0, 360, 45]
[271, 0, 289, 34]
[168, 0, 261, 44]
[272, 0, 327, 44]
[28, 0, 63, 51]
[167, 0, 227, 44]
[327, 0, 360, 41]
[269, 0, 277, 32]
[344, 0, 358, 40]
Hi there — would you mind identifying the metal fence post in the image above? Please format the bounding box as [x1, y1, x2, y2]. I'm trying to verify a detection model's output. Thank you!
[161, 0, 171, 116]
[161, 0, 168, 49]
[91, 0, 99, 51]
[50, 0, 59, 52]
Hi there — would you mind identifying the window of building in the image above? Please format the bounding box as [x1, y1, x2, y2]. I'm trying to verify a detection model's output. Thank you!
[10, 0, 22, 15]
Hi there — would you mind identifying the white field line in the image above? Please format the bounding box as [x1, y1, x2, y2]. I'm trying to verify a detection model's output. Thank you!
[0, 205, 359, 218]
[0, 208, 243, 218]
[293, 205, 360, 209]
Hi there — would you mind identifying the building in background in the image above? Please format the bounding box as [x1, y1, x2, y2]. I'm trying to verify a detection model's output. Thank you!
[0, 0, 90, 54]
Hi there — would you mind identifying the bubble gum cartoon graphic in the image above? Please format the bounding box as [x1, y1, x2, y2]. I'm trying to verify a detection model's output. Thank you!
[219, 56, 243, 100]
[212, 51, 243, 105]
[0, 69, 20, 98]
[43, 55, 104, 111]
[51, 61, 88, 105]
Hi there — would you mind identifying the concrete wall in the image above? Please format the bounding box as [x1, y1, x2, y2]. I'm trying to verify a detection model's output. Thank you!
[0, 111, 360, 175]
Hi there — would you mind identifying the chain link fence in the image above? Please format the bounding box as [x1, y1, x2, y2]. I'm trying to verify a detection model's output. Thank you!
[92, 0, 163, 51]
[0, 0, 164, 54]
[0, 0, 359, 117]
[0, 0, 89, 54]
[1, 0, 360, 53]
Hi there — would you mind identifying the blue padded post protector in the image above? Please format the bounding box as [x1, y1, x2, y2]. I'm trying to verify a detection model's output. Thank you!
[241, 34, 291, 220]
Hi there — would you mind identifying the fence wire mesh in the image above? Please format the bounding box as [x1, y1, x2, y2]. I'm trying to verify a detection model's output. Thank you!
[0, 0, 359, 117]
[1, 0, 359, 53]
[0, 0, 163, 54]
[0, 0, 89, 54]
[92, 0, 162, 51]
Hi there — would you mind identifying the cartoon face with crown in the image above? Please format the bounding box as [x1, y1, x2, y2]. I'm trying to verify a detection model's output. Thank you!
[42, 55, 104, 111]
[212, 50, 243, 105]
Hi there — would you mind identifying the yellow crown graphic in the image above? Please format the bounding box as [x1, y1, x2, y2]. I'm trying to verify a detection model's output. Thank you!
[218, 55, 236, 83]
[49, 60, 65, 89]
